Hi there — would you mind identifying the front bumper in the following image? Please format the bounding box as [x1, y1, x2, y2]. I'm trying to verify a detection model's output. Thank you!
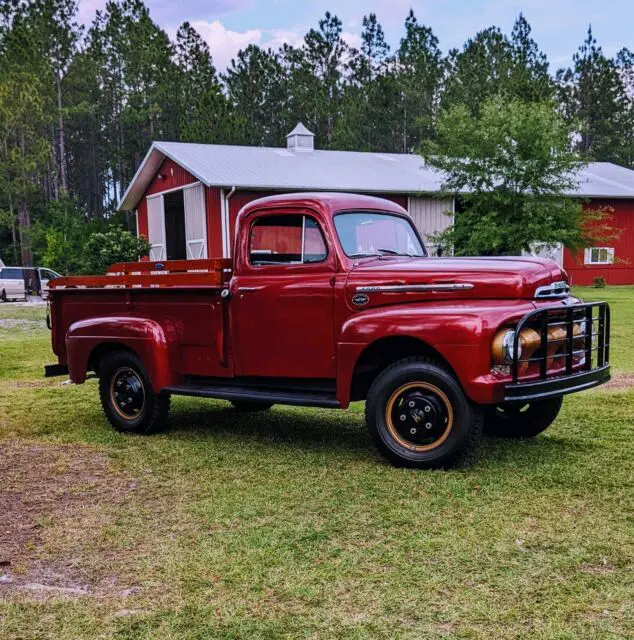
[504, 364, 610, 402]
[503, 301, 610, 403]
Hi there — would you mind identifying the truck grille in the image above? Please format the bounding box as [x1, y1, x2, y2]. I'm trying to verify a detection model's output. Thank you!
[510, 302, 610, 384]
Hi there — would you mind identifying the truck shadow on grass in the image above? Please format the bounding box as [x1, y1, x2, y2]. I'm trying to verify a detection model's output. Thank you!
[161, 400, 595, 470]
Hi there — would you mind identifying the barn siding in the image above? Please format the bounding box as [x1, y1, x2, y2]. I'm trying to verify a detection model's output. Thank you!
[564, 200, 634, 286]
[144, 158, 198, 196]
[205, 187, 223, 257]
[406, 197, 454, 255]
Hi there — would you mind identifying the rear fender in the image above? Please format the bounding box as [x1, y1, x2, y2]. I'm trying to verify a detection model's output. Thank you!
[65, 316, 180, 391]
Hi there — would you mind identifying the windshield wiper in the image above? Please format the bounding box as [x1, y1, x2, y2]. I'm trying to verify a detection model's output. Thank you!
[349, 252, 381, 258]
[377, 248, 415, 257]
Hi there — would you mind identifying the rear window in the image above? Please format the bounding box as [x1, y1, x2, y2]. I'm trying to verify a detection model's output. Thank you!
[1, 268, 24, 280]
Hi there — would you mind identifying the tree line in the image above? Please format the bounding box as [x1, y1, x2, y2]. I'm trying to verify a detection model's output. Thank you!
[1, 0, 633, 269]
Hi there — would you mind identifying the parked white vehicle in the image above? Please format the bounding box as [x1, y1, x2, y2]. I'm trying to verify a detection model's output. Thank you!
[0, 266, 62, 301]
[0, 267, 27, 302]
[37, 267, 62, 299]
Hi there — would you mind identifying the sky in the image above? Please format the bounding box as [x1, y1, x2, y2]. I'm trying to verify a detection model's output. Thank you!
[77, 0, 633, 72]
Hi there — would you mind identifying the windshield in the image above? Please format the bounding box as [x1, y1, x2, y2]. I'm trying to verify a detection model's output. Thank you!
[334, 211, 426, 258]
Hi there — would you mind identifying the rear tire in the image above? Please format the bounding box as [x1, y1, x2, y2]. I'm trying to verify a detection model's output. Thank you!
[483, 397, 563, 438]
[365, 357, 482, 469]
[98, 351, 170, 434]
[231, 400, 274, 412]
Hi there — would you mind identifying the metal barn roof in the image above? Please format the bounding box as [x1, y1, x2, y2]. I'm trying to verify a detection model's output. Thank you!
[118, 140, 634, 211]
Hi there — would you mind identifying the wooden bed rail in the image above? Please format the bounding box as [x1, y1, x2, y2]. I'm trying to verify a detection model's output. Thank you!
[106, 258, 232, 274]
[50, 259, 233, 290]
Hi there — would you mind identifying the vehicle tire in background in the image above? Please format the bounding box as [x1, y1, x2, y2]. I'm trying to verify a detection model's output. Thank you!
[365, 357, 483, 469]
[483, 397, 563, 438]
[98, 350, 170, 434]
[231, 400, 274, 412]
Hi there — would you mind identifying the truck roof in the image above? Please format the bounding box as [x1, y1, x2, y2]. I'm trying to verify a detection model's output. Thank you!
[238, 192, 408, 217]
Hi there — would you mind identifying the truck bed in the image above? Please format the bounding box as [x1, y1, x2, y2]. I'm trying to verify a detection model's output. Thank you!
[48, 259, 234, 379]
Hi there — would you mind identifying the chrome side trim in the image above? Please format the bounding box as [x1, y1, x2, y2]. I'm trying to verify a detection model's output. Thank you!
[356, 283, 475, 293]
[535, 280, 570, 298]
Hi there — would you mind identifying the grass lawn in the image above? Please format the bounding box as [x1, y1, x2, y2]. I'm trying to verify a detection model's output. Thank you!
[1, 287, 633, 639]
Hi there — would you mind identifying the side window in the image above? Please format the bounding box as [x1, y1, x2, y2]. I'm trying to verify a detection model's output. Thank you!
[1, 268, 23, 280]
[249, 214, 328, 265]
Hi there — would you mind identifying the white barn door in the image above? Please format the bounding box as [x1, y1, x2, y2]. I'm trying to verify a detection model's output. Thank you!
[183, 184, 208, 259]
[147, 195, 166, 260]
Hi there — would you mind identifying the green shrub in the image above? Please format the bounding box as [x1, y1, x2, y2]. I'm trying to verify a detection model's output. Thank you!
[82, 230, 151, 274]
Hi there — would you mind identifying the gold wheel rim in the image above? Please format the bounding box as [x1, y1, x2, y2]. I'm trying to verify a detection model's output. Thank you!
[109, 367, 146, 420]
[385, 382, 454, 452]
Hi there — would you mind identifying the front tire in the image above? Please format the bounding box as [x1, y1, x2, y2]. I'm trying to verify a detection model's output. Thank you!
[483, 397, 563, 438]
[366, 357, 482, 469]
[98, 351, 170, 434]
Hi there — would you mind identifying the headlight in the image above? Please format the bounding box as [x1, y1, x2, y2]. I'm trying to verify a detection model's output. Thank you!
[492, 329, 519, 364]
[492, 327, 541, 366]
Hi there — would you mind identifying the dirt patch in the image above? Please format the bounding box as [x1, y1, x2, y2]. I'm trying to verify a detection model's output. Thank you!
[603, 373, 634, 391]
[0, 318, 46, 330]
[579, 559, 617, 576]
[0, 440, 130, 596]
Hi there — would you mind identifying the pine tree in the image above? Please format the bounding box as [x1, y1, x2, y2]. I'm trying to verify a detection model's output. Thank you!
[396, 10, 443, 151]
[556, 27, 632, 165]
[285, 12, 347, 147]
[335, 13, 398, 151]
[224, 44, 290, 146]
[174, 22, 238, 144]
[443, 14, 552, 115]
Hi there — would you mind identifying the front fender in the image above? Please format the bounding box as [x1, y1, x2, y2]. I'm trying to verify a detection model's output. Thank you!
[65, 316, 180, 391]
[336, 300, 537, 406]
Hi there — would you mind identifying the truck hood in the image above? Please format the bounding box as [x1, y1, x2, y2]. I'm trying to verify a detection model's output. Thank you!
[346, 256, 566, 308]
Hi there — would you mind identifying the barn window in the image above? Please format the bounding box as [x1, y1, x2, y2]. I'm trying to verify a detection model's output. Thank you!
[584, 247, 615, 265]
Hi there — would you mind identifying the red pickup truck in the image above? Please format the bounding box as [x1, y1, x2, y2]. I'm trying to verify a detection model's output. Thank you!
[46, 193, 611, 468]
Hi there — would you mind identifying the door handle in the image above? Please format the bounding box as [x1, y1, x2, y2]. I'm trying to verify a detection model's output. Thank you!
[237, 286, 259, 299]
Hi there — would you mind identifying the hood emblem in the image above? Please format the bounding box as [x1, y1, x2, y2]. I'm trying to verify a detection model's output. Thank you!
[352, 293, 370, 307]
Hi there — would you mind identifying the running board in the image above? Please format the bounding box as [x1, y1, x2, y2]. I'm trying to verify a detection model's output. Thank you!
[164, 383, 341, 408]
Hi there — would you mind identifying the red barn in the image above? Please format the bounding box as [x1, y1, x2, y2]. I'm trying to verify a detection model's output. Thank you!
[118, 123, 634, 285]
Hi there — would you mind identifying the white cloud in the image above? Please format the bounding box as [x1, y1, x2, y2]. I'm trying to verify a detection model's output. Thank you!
[263, 28, 304, 52]
[177, 21, 362, 70]
[77, 0, 107, 25]
[342, 31, 362, 51]
[183, 20, 262, 69]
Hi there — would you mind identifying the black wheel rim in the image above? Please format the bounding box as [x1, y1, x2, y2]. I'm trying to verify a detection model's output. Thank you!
[110, 367, 145, 420]
[385, 382, 453, 451]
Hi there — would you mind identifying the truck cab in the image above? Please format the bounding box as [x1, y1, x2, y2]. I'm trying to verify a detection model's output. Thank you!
[46, 193, 610, 468]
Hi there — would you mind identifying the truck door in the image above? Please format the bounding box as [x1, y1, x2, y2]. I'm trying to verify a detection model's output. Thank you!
[231, 210, 336, 379]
